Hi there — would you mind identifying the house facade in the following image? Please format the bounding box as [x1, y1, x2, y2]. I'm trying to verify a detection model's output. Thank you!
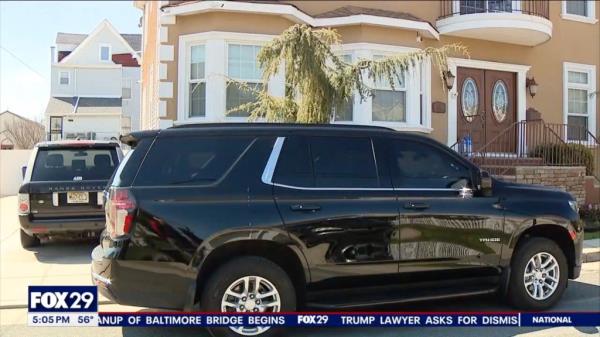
[133, 0, 599, 148]
[45, 20, 142, 141]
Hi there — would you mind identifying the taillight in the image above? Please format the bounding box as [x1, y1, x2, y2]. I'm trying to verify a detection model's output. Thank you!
[18, 193, 30, 215]
[106, 188, 136, 239]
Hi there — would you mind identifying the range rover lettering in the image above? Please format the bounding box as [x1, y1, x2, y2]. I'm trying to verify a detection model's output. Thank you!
[19, 140, 123, 248]
[91, 124, 583, 337]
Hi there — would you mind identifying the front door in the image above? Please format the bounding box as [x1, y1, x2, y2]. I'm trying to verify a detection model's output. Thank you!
[387, 137, 504, 280]
[457, 67, 516, 152]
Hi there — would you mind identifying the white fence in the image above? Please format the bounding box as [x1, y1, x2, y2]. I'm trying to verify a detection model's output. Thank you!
[0, 150, 31, 197]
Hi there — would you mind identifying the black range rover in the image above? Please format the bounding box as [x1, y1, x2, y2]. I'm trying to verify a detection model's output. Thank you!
[18, 140, 123, 248]
[92, 124, 583, 337]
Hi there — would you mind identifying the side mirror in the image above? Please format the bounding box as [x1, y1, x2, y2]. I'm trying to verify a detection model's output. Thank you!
[21, 166, 27, 180]
[479, 170, 493, 197]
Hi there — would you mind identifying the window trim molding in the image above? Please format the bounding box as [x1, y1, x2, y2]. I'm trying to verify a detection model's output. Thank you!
[331, 53, 354, 123]
[561, 1, 598, 24]
[177, 31, 278, 124]
[451, 0, 522, 14]
[225, 42, 266, 121]
[188, 44, 207, 119]
[58, 71, 70, 85]
[331, 43, 432, 133]
[176, 33, 432, 133]
[563, 62, 597, 138]
[99, 43, 112, 63]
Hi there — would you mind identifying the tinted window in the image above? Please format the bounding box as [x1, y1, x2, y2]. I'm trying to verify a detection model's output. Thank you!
[134, 136, 253, 186]
[311, 137, 378, 187]
[273, 136, 379, 188]
[110, 138, 152, 187]
[31, 147, 119, 182]
[390, 140, 471, 189]
[272, 137, 314, 187]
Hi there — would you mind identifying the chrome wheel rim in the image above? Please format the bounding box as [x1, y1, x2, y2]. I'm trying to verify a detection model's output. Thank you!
[221, 276, 281, 336]
[524, 252, 560, 301]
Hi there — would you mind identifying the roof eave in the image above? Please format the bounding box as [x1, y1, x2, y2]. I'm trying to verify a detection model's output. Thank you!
[161, 1, 439, 40]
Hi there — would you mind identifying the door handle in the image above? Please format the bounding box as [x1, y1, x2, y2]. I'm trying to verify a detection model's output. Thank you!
[290, 204, 321, 212]
[403, 202, 430, 210]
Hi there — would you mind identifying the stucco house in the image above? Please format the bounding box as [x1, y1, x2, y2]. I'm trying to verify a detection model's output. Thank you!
[133, 0, 598, 147]
[45, 20, 142, 141]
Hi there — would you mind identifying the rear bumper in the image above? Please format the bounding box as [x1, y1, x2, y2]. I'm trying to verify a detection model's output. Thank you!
[19, 215, 105, 236]
[91, 243, 195, 310]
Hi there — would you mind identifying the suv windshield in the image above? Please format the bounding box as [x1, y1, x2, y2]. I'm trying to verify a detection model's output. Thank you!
[31, 147, 119, 182]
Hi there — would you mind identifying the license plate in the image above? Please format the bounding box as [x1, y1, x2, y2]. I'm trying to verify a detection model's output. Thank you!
[67, 191, 89, 204]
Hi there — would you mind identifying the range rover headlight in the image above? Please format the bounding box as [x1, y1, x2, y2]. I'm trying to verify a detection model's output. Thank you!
[568, 200, 579, 213]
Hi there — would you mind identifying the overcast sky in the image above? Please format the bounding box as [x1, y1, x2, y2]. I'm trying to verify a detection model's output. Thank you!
[0, 1, 141, 122]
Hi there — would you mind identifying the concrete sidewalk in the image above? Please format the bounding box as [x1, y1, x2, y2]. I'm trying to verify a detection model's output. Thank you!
[0, 196, 113, 308]
[583, 238, 600, 263]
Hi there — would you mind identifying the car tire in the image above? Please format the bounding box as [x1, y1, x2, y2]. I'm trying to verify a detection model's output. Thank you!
[507, 237, 568, 310]
[200, 256, 296, 337]
[20, 229, 40, 248]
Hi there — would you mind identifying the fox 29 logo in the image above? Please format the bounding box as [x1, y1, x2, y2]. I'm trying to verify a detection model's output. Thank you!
[28, 286, 97, 312]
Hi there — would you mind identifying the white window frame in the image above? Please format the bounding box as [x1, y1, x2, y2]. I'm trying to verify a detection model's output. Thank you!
[371, 53, 409, 124]
[176, 34, 431, 132]
[177, 31, 283, 124]
[99, 44, 112, 62]
[561, 1, 598, 24]
[563, 62, 597, 139]
[336, 43, 431, 132]
[451, 0, 521, 15]
[187, 44, 207, 119]
[331, 52, 355, 124]
[225, 43, 265, 122]
[58, 71, 70, 85]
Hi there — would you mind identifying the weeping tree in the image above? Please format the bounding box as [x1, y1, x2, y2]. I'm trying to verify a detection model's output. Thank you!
[228, 24, 469, 123]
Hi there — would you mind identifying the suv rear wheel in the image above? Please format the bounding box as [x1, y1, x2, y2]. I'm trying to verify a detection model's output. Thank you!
[507, 237, 567, 310]
[200, 256, 296, 337]
[20, 229, 40, 248]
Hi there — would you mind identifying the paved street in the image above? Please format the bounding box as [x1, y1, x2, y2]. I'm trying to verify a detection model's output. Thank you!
[1, 195, 599, 337]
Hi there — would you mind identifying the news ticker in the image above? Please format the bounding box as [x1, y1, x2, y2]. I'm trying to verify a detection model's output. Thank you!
[28, 286, 600, 328]
[28, 312, 600, 327]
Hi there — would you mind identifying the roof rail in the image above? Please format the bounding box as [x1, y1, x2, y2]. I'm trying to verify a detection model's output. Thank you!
[170, 122, 395, 132]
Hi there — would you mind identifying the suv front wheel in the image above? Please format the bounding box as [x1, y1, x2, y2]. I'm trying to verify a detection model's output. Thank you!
[507, 237, 568, 310]
[201, 256, 296, 337]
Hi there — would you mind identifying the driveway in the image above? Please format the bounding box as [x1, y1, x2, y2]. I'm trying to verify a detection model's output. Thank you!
[1, 195, 599, 337]
[0, 196, 106, 307]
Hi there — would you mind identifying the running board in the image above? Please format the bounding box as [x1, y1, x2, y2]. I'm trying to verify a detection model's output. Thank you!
[306, 284, 498, 309]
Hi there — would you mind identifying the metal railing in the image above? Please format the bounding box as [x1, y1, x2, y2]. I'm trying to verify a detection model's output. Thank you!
[452, 120, 600, 179]
[439, 0, 549, 20]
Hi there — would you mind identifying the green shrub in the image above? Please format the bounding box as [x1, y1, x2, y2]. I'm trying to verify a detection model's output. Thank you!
[580, 205, 600, 231]
[529, 143, 594, 175]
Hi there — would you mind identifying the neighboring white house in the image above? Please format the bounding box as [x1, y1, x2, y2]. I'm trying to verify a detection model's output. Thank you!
[45, 19, 141, 141]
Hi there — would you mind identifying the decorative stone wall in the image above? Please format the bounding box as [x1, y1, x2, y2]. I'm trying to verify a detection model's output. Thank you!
[514, 166, 586, 205]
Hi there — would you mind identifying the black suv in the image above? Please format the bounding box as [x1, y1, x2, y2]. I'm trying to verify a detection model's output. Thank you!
[19, 140, 123, 248]
[92, 124, 583, 337]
